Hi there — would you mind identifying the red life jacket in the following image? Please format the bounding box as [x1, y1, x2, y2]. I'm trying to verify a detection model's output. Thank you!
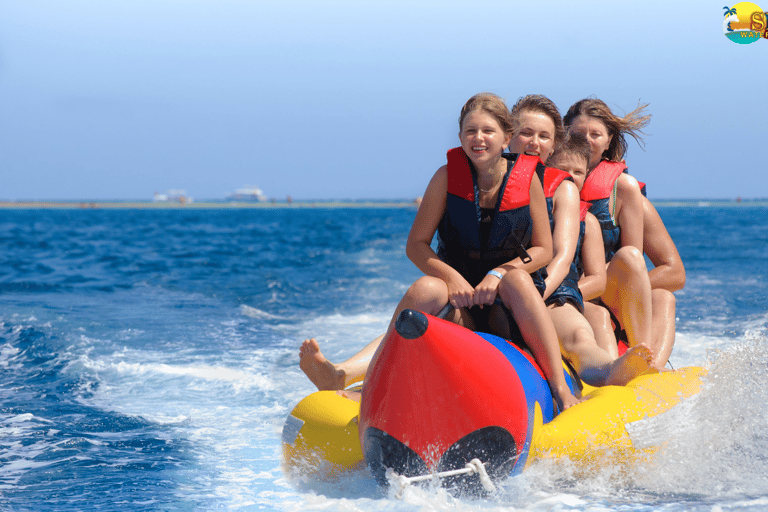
[542, 167, 571, 197]
[579, 160, 627, 263]
[579, 201, 591, 222]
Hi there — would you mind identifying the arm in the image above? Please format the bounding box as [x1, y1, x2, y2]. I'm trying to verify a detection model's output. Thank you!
[541, 180, 580, 300]
[642, 196, 685, 291]
[578, 212, 608, 301]
[405, 166, 476, 309]
[615, 173, 644, 252]
[473, 173, 553, 307]
[519, 172, 553, 272]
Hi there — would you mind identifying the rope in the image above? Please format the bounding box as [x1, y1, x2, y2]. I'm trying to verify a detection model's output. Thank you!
[386, 458, 496, 498]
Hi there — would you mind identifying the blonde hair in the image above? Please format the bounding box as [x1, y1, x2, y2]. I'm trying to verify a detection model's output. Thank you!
[563, 98, 651, 162]
[459, 93, 514, 135]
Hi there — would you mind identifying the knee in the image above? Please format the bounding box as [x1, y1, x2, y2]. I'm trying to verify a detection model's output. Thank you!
[562, 325, 595, 353]
[499, 268, 530, 289]
[405, 276, 446, 302]
[498, 268, 532, 299]
[612, 246, 647, 275]
[585, 302, 612, 327]
[585, 305, 615, 344]
[595, 305, 613, 328]
[652, 288, 676, 309]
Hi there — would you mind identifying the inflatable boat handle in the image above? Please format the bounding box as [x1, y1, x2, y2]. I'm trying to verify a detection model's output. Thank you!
[435, 303, 454, 319]
[385, 458, 496, 498]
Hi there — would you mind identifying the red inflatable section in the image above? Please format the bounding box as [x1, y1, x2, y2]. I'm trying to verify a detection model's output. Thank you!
[359, 314, 530, 469]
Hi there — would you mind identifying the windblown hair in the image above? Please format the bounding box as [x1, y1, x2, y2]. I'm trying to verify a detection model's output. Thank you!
[549, 132, 591, 168]
[509, 94, 565, 147]
[563, 97, 651, 163]
[458, 93, 514, 135]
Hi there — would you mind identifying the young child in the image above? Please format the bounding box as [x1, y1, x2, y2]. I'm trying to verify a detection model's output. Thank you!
[545, 132, 653, 385]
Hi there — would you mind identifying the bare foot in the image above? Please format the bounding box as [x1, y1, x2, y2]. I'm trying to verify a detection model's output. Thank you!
[336, 389, 361, 402]
[606, 344, 654, 386]
[553, 386, 584, 412]
[299, 338, 346, 391]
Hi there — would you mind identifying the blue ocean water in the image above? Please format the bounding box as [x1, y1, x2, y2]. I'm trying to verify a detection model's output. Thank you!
[0, 205, 766, 511]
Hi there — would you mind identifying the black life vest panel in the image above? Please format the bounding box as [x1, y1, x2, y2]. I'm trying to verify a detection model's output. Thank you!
[436, 148, 542, 287]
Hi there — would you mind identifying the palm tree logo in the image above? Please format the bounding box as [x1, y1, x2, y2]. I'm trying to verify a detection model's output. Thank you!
[723, 5, 738, 31]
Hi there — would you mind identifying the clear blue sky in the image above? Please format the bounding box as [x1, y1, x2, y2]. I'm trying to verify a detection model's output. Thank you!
[1, 0, 765, 201]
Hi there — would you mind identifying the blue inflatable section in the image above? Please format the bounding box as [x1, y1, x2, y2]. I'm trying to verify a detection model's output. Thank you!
[476, 332, 579, 472]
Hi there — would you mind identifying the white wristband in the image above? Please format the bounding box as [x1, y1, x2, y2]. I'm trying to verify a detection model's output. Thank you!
[487, 270, 503, 280]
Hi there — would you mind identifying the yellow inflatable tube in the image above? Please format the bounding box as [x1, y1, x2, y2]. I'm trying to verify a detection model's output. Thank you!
[282, 389, 363, 472]
[282, 366, 706, 475]
[528, 366, 706, 469]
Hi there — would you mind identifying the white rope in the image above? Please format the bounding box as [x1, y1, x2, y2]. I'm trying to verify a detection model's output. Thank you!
[386, 458, 496, 498]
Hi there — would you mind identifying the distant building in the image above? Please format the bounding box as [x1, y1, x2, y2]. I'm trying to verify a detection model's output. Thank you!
[154, 190, 193, 204]
[226, 186, 267, 202]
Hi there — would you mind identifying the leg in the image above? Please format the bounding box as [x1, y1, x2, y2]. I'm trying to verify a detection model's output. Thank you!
[488, 303, 512, 339]
[601, 246, 653, 349]
[549, 304, 653, 387]
[299, 335, 380, 390]
[300, 275, 462, 390]
[650, 288, 676, 370]
[498, 269, 582, 411]
[365, 275, 472, 379]
[550, 304, 611, 386]
[583, 301, 619, 359]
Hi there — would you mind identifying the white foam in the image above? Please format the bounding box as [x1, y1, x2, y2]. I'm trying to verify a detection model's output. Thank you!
[629, 337, 768, 498]
[0, 413, 53, 428]
[626, 395, 699, 449]
[239, 305, 283, 320]
[139, 363, 251, 383]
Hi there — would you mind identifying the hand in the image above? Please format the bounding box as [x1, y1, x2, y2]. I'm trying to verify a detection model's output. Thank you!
[446, 276, 476, 310]
[473, 273, 501, 308]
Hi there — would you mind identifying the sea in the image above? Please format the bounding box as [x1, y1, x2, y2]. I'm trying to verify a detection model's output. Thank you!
[0, 202, 767, 511]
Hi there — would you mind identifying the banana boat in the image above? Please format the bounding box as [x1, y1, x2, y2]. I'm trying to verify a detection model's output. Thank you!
[282, 309, 704, 490]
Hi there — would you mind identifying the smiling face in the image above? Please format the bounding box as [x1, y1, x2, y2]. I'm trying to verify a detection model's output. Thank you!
[509, 110, 557, 163]
[568, 114, 613, 169]
[548, 151, 589, 191]
[459, 110, 511, 168]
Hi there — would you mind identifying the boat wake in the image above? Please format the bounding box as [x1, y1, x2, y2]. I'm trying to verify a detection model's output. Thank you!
[520, 334, 768, 504]
[635, 334, 768, 499]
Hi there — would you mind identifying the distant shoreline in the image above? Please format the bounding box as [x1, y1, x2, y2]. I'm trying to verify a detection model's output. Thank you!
[0, 199, 766, 209]
[0, 200, 422, 209]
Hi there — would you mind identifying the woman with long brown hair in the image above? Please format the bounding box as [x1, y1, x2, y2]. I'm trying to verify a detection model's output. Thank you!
[564, 98, 683, 369]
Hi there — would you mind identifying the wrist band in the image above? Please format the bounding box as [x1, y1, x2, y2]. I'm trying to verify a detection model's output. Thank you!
[487, 270, 503, 280]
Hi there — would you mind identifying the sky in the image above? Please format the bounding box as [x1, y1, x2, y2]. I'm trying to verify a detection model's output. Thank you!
[1, 0, 766, 201]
